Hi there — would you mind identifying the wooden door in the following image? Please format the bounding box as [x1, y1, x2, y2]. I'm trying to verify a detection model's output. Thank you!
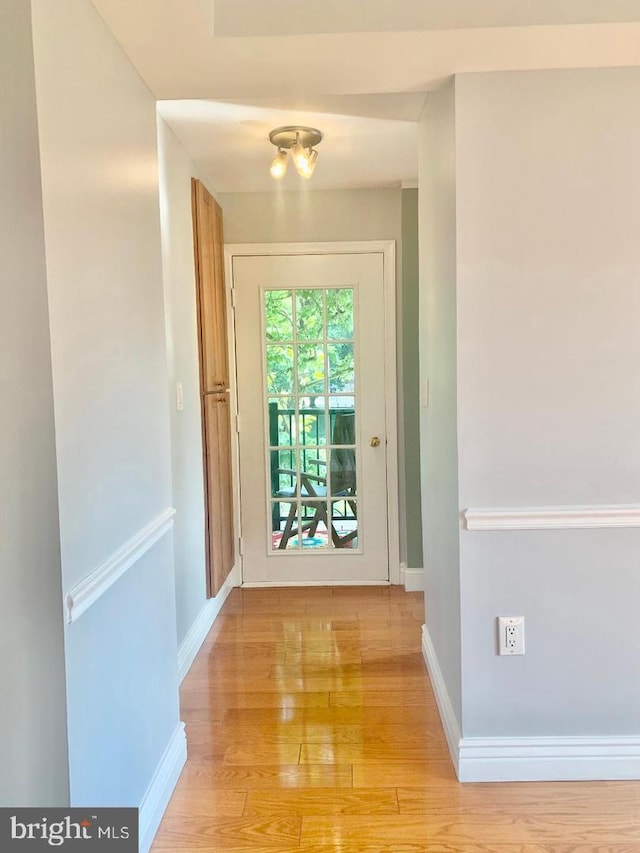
[192, 179, 234, 596]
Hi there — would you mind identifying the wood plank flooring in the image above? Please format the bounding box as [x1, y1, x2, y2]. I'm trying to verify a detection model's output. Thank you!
[152, 586, 640, 852]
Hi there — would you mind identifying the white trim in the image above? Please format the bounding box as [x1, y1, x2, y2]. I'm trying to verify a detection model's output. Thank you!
[241, 580, 390, 588]
[421, 624, 461, 775]
[178, 564, 239, 682]
[422, 627, 640, 783]
[464, 504, 640, 531]
[400, 562, 424, 591]
[458, 735, 640, 782]
[139, 722, 187, 853]
[223, 251, 243, 582]
[225, 241, 400, 586]
[404, 567, 424, 592]
[382, 242, 400, 585]
[226, 240, 397, 258]
[65, 508, 176, 624]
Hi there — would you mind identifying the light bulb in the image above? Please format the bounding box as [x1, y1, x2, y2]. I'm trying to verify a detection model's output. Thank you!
[270, 149, 288, 179]
[291, 137, 309, 171]
[296, 149, 318, 179]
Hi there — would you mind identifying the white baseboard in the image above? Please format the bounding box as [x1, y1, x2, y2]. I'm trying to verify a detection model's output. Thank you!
[422, 626, 640, 782]
[458, 735, 640, 782]
[178, 565, 238, 683]
[421, 624, 461, 774]
[400, 564, 424, 592]
[139, 722, 187, 853]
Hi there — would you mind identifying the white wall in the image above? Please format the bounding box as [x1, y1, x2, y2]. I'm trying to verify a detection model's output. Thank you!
[418, 82, 462, 725]
[420, 68, 640, 753]
[455, 68, 640, 737]
[32, 1, 173, 588]
[218, 188, 402, 246]
[456, 69, 640, 509]
[0, 0, 69, 807]
[31, 0, 181, 811]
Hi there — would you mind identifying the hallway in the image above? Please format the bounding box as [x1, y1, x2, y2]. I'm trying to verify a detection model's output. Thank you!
[152, 586, 640, 850]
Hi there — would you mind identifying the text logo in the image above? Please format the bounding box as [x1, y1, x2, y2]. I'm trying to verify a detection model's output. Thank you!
[1, 809, 137, 851]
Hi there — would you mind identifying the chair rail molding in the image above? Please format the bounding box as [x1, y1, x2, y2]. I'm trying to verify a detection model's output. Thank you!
[66, 507, 176, 624]
[463, 504, 640, 531]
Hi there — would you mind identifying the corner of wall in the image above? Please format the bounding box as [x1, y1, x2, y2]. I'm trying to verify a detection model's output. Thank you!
[418, 78, 463, 724]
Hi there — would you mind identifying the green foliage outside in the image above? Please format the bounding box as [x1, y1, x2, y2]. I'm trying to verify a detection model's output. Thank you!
[265, 288, 354, 398]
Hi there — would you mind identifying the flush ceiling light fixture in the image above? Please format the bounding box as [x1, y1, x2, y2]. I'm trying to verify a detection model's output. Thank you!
[269, 126, 323, 180]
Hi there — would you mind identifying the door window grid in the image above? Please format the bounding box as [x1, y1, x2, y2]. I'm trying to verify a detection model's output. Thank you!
[264, 287, 358, 552]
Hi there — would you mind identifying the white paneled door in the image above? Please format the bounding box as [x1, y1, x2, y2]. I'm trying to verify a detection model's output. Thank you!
[233, 251, 390, 584]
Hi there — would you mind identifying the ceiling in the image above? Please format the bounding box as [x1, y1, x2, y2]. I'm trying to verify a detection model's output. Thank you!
[210, 0, 640, 38]
[158, 98, 422, 193]
[91, 0, 640, 192]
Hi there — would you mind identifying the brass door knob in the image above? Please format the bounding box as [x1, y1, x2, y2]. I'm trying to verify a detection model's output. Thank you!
[370, 436, 381, 448]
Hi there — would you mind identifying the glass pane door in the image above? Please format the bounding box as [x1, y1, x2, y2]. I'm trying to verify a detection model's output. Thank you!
[264, 287, 358, 553]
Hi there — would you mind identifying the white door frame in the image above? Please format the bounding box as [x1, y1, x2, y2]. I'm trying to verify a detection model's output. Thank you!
[224, 241, 400, 586]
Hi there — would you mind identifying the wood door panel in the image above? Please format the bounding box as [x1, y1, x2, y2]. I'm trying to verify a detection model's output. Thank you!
[203, 393, 234, 596]
[192, 178, 235, 597]
[212, 206, 229, 382]
[192, 180, 229, 390]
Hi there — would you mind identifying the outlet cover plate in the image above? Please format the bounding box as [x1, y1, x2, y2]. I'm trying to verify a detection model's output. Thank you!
[498, 616, 525, 655]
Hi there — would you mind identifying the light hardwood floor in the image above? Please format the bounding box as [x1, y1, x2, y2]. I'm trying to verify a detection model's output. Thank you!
[152, 586, 640, 852]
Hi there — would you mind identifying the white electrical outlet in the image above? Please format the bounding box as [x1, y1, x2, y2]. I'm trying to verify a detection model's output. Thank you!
[176, 382, 184, 411]
[498, 616, 525, 655]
